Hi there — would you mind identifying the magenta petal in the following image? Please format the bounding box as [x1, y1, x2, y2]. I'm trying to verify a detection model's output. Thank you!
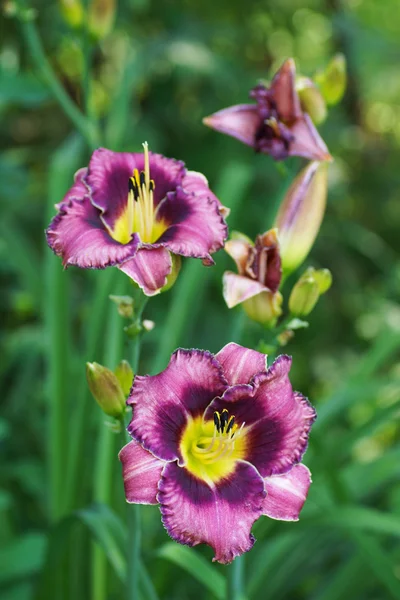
[55, 167, 88, 209]
[203, 104, 260, 147]
[262, 464, 311, 521]
[289, 115, 332, 161]
[182, 170, 230, 218]
[127, 349, 228, 463]
[119, 247, 172, 296]
[223, 272, 267, 308]
[271, 58, 302, 122]
[158, 461, 265, 564]
[46, 197, 139, 268]
[156, 187, 228, 261]
[119, 440, 165, 505]
[216, 342, 267, 386]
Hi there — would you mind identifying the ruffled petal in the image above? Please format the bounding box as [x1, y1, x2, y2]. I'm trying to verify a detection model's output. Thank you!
[223, 272, 267, 308]
[127, 349, 228, 462]
[158, 461, 265, 564]
[206, 356, 316, 477]
[182, 170, 230, 218]
[271, 58, 302, 122]
[203, 104, 261, 147]
[224, 239, 251, 274]
[119, 247, 172, 296]
[86, 148, 186, 231]
[262, 464, 311, 521]
[46, 197, 139, 268]
[215, 342, 267, 386]
[119, 440, 165, 505]
[288, 115, 332, 162]
[55, 167, 88, 209]
[155, 187, 228, 261]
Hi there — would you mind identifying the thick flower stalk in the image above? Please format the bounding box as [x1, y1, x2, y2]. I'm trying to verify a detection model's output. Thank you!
[119, 343, 316, 564]
[223, 230, 283, 326]
[46, 143, 228, 295]
[203, 59, 331, 162]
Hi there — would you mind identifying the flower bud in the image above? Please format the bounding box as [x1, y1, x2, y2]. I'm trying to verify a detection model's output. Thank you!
[109, 295, 134, 318]
[161, 254, 182, 293]
[314, 54, 347, 106]
[86, 362, 125, 418]
[242, 290, 283, 328]
[303, 267, 332, 294]
[59, 0, 84, 28]
[289, 278, 320, 317]
[296, 77, 327, 125]
[88, 0, 116, 40]
[114, 360, 134, 397]
[275, 162, 328, 275]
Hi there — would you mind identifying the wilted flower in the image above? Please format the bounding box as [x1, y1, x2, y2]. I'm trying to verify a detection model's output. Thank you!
[275, 162, 328, 274]
[119, 343, 315, 563]
[203, 59, 331, 162]
[223, 230, 283, 326]
[46, 143, 228, 295]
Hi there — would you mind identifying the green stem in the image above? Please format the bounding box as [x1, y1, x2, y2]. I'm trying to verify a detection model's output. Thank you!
[19, 11, 100, 148]
[227, 556, 245, 600]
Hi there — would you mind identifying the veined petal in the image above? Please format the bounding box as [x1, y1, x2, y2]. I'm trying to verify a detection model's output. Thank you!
[158, 461, 265, 564]
[127, 349, 228, 463]
[271, 58, 302, 122]
[46, 197, 139, 268]
[288, 115, 332, 161]
[262, 464, 311, 521]
[119, 440, 165, 505]
[55, 167, 88, 209]
[86, 148, 186, 231]
[155, 187, 228, 261]
[206, 356, 316, 477]
[183, 170, 230, 218]
[215, 342, 267, 386]
[203, 104, 261, 147]
[223, 272, 267, 308]
[119, 247, 172, 296]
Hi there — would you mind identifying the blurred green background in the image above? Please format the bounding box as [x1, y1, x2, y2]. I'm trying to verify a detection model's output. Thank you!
[1, 0, 400, 599]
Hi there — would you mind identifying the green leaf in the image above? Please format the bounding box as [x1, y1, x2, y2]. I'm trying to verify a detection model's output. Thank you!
[157, 543, 226, 600]
[0, 533, 46, 585]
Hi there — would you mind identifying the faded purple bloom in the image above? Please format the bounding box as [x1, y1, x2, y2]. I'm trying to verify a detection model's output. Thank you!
[203, 59, 331, 162]
[46, 144, 228, 295]
[119, 343, 316, 563]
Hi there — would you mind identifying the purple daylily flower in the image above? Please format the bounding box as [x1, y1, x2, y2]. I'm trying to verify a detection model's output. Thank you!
[203, 59, 332, 162]
[119, 343, 316, 563]
[46, 144, 228, 295]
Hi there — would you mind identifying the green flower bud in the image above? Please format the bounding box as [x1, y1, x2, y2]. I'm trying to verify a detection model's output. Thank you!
[59, 0, 84, 28]
[303, 267, 332, 294]
[161, 254, 182, 293]
[86, 362, 125, 418]
[315, 54, 347, 106]
[114, 360, 134, 397]
[109, 295, 134, 318]
[243, 291, 283, 328]
[296, 76, 327, 125]
[289, 277, 320, 317]
[88, 0, 116, 40]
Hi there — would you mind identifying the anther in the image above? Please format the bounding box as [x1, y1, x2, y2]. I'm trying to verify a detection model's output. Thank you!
[213, 411, 221, 433]
[128, 179, 135, 193]
[149, 180, 155, 192]
[220, 409, 229, 431]
[140, 171, 146, 187]
[226, 416, 235, 434]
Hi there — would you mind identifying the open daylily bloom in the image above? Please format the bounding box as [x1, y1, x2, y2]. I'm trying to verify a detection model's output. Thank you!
[46, 144, 228, 295]
[203, 59, 331, 162]
[223, 229, 283, 326]
[119, 343, 316, 563]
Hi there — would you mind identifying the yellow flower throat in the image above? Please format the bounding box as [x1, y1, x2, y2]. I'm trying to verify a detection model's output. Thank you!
[110, 143, 168, 244]
[180, 409, 247, 485]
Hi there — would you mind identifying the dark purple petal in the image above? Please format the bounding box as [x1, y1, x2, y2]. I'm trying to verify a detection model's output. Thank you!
[55, 167, 89, 209]
[270, 58, 302, 122]
[155, 187, 228, 261]
[205, 356, 316, 477]
[119, 440, 165, 505]
[203, 104, 261, 147]
[86, 148, 186, 231]
[127, 349, 228, 463]
[46, 197, 139, 268]
[215, 342, 267, 386]
[288, 115, 332, 161]
[223, 272, 267, 308]
[158, 460, 265, 564]
[118, 247, 172, 296]
[182, 170, 230, 218]
[262, 464, 311, 521]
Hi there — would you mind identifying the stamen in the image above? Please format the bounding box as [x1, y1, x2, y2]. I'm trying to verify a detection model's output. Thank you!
[226, 416, 235, 434]
[213, 411, 221, 433]
[220, 409, 229, 431]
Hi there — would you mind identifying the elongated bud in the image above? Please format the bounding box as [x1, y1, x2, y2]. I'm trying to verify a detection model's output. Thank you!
[114, 360, 134, 397]
[59, 0, 84, 28]
[88, 0, 116, 40]
[303, 267, 332, 294]
[296, 77, 327, 125]
[289, 278, 320, 317]
[86, 362, 125, 418]
[275, 162, 328, 274]
[314, 54, 347, 106]
[243, 291, 283, 328]
[161, 254, 182, 293]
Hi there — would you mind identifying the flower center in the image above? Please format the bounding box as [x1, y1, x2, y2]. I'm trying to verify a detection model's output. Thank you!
[110, 142, 168, 244]
[179, 409, 247, 485]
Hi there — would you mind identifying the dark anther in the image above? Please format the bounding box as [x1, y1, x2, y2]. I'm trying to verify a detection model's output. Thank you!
[220, 409, 229, 431]
[149, 180, 155, 192]
[226, 417, 235, 434]
[213, 412, 220, 433]
[139, 171, 146, 187]
[128, 178, 135, 193]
